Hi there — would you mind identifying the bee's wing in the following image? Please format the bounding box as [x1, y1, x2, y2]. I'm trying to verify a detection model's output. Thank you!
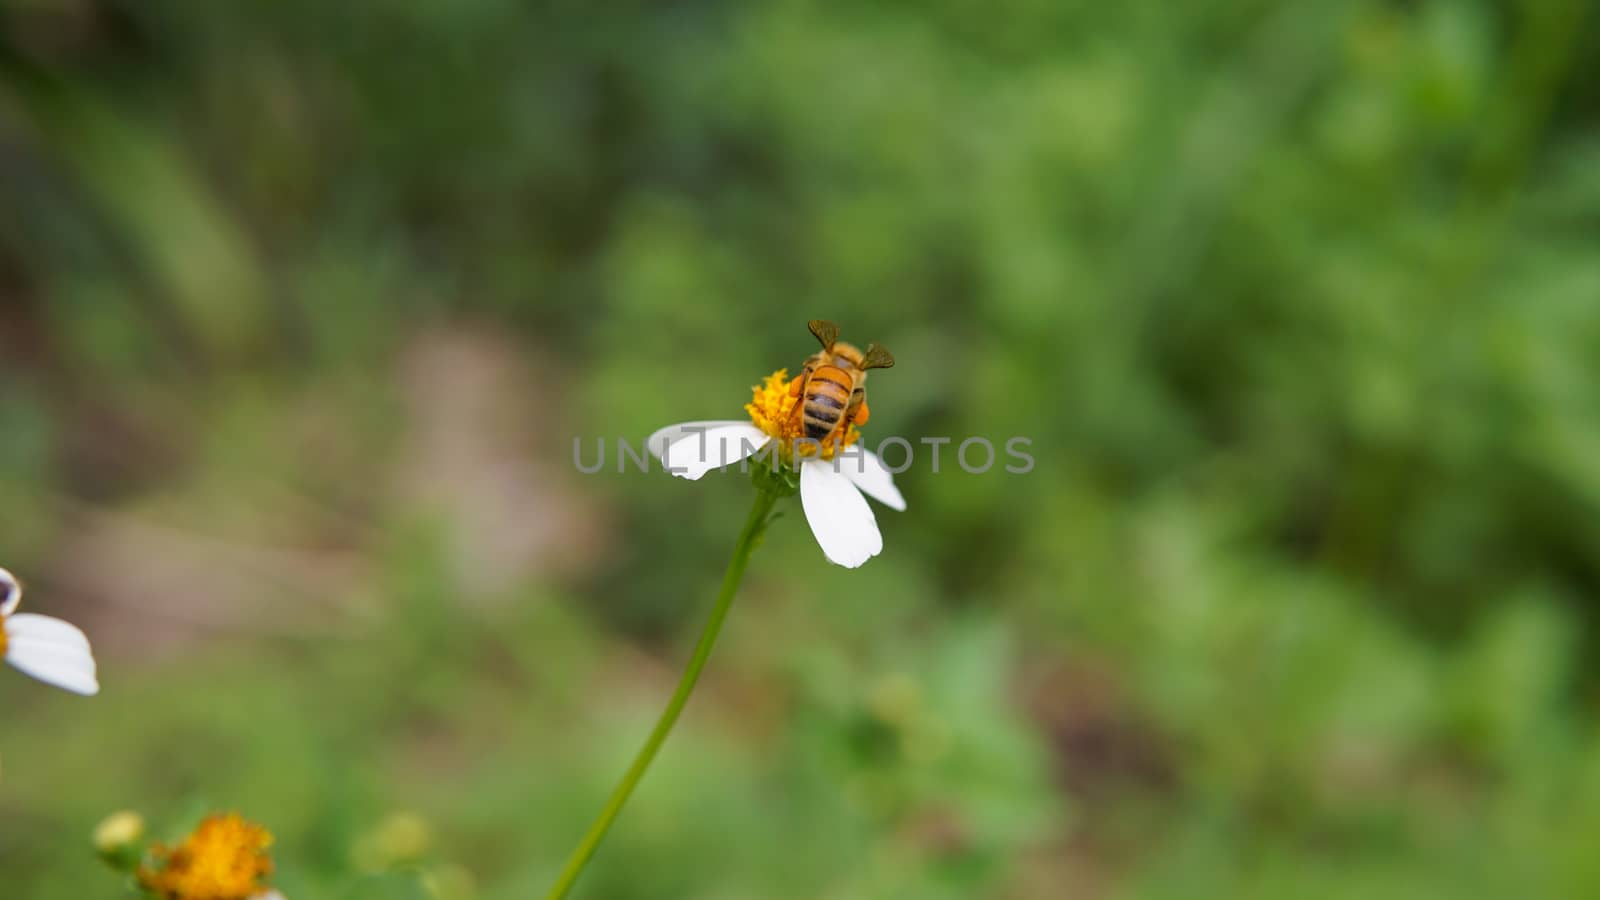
[861, 343, 895, 370]
[808, 319, 841, 350]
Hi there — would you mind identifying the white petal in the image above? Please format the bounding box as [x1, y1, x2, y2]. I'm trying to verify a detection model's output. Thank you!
[0, 566, 20, 616]
[5, 613, 99, 696]
[662, 424, 772, 480]
[832, 448, 907, 511]
[800, 460, 883, 568]
[6, 645, 99, 696]
[5, 613, 92, 652]
[646, 421, 751, 462]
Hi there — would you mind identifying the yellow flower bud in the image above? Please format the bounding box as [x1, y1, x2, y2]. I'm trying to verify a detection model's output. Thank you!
[93, 810, 147, 872]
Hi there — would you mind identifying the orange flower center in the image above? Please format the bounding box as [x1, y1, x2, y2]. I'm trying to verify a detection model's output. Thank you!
[138, 813, 275, 900]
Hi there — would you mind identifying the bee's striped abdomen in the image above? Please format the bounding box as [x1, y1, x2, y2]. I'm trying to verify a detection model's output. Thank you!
[802, 365, 854, 441]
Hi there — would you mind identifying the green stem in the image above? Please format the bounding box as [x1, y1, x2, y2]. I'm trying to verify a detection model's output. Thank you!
[544, 487, 781, 900]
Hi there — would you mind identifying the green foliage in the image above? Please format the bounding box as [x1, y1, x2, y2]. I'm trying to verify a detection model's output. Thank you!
[4, 0, 1600, 896]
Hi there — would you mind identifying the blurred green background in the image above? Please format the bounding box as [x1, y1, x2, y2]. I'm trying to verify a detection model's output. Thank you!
[4, 0, 1600, 897]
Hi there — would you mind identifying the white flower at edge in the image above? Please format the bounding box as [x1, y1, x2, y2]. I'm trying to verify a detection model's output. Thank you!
[0, 566, 99, 696]
[646, 421, 906, 569]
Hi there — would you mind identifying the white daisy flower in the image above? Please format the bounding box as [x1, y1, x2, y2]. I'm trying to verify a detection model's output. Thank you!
[0, 566, 99, 696]
[649, 369, 906, 569]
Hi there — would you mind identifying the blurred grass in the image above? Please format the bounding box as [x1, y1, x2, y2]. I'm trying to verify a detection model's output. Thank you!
[5, 0, 1600, 897]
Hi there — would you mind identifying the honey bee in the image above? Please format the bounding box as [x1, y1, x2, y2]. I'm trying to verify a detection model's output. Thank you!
[790, 319, 894, 447]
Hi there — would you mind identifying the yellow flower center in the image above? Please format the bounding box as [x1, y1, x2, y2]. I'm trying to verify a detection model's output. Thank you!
[0, 618, 8, 658]
[744, 369, 861, 463]
[138, 813, 275, 900]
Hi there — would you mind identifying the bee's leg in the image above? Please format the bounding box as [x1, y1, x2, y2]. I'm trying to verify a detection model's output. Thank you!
[823, 426, 843, 457]
[789, 361, 814, 397]
[787, 368, 812, 429]
[789, 391, 807, 434]
[852, 400, 870, 426]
